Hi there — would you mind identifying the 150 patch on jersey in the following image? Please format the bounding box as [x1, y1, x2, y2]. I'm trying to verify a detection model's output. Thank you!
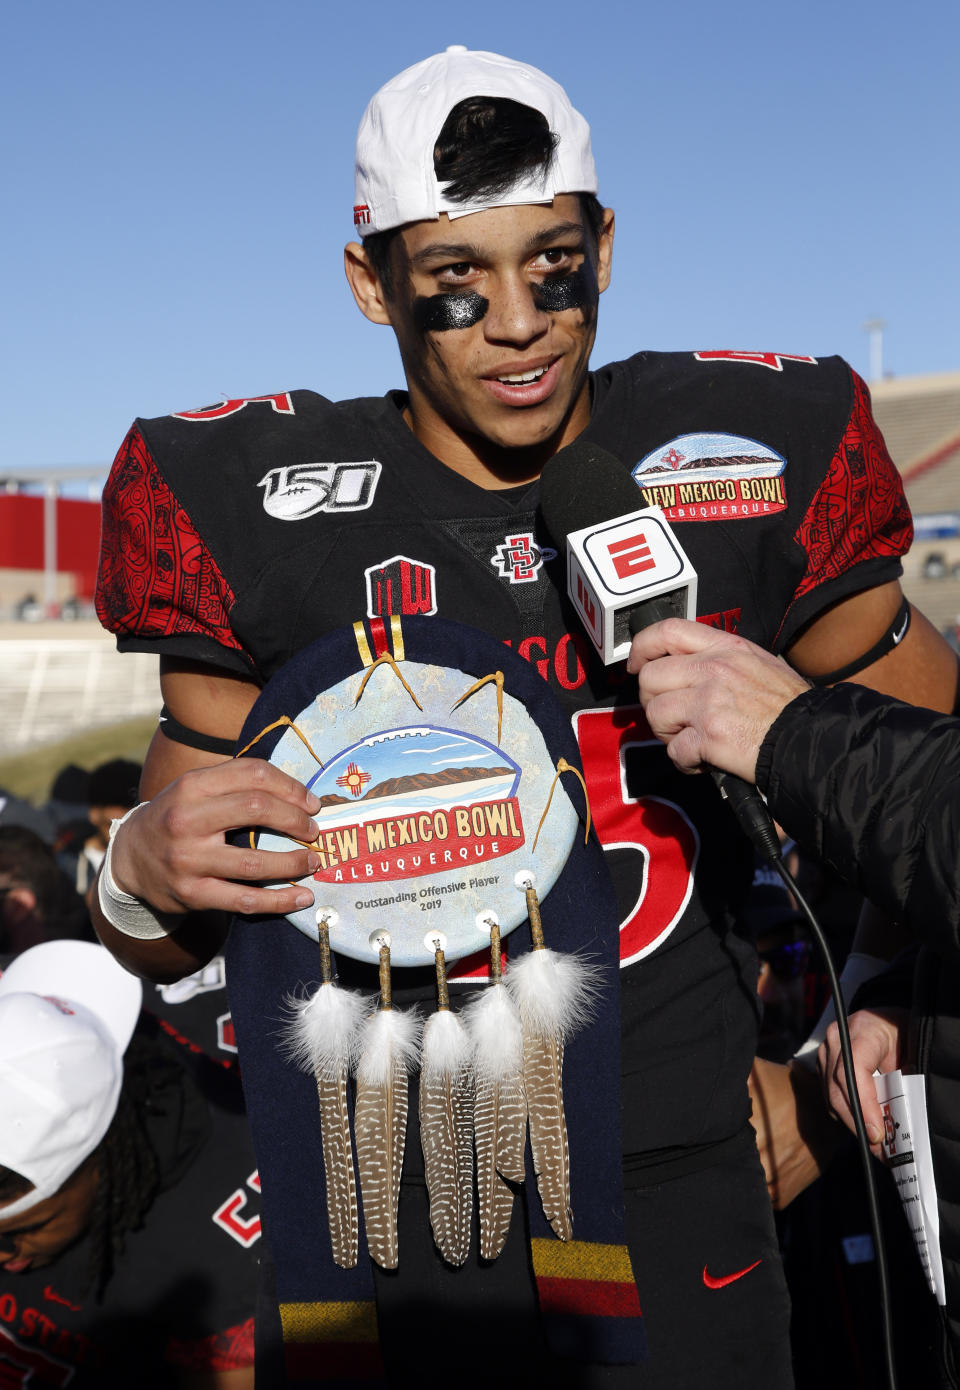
[258, 461, 381, 519]
[632, 433, 787, 522]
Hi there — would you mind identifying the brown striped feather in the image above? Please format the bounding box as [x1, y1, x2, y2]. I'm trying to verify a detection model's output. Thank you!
[420, 1066, 474, 1265]
[522, 1024, 573, 1241]
[354, 1056, 408, 1269]
[474, 1069, 526, 1259]
[314, 1069, 359, 1268]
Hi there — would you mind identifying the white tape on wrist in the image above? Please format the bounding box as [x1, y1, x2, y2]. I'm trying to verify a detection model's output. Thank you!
[98, 803, 179, 941]
[792, 951, 887, 1071]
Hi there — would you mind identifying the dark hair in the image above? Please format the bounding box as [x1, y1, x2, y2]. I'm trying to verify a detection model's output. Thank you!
[49, 763, 92, 806]
[85, 1035, 185, 1296]
[364, 95, 605, 298]
[0, 827, 64, 921]
[87, 758, 142, 810]
[433, 95, 558, 203]
[0, 1166, 32, 1203]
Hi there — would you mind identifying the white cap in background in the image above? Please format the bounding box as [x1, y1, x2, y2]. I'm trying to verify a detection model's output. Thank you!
[0, 941, 142, 1219]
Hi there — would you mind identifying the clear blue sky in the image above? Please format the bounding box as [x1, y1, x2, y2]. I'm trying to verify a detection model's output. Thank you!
[3, 0, 958, 473]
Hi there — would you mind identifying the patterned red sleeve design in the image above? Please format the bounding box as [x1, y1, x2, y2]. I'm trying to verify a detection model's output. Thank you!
[166, 1316, 256, 1371]
[95, 424, 244, 656]
[790, 371, 913, 605]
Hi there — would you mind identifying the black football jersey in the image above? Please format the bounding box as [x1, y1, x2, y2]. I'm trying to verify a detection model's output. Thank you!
[96, 350, 910, 1158]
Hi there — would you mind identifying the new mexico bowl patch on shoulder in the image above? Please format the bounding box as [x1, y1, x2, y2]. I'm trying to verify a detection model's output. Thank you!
[631, 432, 787, 522]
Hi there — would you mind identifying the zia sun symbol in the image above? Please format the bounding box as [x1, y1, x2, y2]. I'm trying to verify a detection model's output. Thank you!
[336, 762, 372, 798]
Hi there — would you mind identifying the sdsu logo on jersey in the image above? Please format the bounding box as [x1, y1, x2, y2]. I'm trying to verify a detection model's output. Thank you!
[490, 531, 556, 583]
[632, 433, 788, 523]
[258, 461, 381, 520]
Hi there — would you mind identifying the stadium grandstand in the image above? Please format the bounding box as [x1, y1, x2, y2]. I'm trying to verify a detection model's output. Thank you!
[872, 369, 960, 641]
[0, 467, 158, 755]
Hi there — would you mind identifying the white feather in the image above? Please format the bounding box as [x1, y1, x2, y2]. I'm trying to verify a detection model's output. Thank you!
[421, 1009, 472, 1080]
[281, 982, 367, 1080]
[463, 983, 524, 1082]
[355, 1007, 422, 1087]
[505, 949, 603, 1041]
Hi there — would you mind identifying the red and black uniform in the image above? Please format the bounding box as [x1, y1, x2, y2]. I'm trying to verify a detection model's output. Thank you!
[97, 350, 911, 1387]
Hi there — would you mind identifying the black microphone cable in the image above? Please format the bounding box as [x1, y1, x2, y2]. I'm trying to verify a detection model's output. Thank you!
[741, 798, 899, 1390]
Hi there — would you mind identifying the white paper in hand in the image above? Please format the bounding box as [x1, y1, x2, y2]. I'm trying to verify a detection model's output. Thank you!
[875, 1069, 946, 1304]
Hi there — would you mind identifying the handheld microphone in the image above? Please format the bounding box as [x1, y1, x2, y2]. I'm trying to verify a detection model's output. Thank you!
[539, 440, 696, 663]
[540, 441, 781, 861]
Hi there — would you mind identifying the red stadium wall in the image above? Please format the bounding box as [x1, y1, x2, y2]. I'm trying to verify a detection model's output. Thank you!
[0, 495, 101, 599]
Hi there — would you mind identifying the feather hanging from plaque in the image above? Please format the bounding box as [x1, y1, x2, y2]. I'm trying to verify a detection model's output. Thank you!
[507, 882, 602, 1242]
[281, 913, 366, 1269]
[420, 936, 474, 1266]
[463, 919, 526, 1260]
[353, 936, 420, 1269]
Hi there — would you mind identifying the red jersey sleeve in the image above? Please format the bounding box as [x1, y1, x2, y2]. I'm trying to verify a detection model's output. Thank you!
[96, 425, 251, 672]
[777, 370, 913, 645]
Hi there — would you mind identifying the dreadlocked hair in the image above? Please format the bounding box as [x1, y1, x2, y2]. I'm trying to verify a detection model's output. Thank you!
[0, 1167, 32, 1203]
[85, 1034, 185, 1298]
[364, 95, 604, 299]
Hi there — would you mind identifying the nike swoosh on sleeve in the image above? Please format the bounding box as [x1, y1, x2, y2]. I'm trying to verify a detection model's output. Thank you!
[702, 1259, 762, 1289]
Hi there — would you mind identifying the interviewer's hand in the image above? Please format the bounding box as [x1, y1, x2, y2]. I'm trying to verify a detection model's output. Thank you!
[626, 619, 810, 780]
[749, 1057, 845, 1208]
[819, 1007, 908, 1158]
[109, 759, 321, 918]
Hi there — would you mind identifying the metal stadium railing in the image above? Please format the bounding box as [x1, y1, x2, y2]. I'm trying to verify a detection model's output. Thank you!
[0, 638, 160, 754]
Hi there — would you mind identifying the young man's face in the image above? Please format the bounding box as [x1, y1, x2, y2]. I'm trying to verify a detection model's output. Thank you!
[0, 1159, 99, 1273]
[348, 195, 614, 481]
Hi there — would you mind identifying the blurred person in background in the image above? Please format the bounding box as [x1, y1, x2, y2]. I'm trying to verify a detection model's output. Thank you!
[77, 759, 142, 898]
[739, 863, 810, 1065]
[44, 765, 92, 835]
[0, 941, 258, 1388]
[0, 791, 54, 843]
[49, 759, 143, 901]
[0, 826, 90, 954]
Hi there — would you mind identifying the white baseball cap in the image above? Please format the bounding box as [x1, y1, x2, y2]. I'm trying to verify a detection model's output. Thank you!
[353, 46, 597, 236]
[0, 941, 142, 1219]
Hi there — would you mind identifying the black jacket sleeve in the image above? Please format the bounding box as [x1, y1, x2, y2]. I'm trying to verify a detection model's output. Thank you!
[755, 684, 960, 958]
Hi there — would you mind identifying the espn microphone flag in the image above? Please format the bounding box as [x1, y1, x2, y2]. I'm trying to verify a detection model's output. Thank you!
[543, 441, 781, 861]
[565, 506, 697, 664]
[540, 441, 698, 665]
